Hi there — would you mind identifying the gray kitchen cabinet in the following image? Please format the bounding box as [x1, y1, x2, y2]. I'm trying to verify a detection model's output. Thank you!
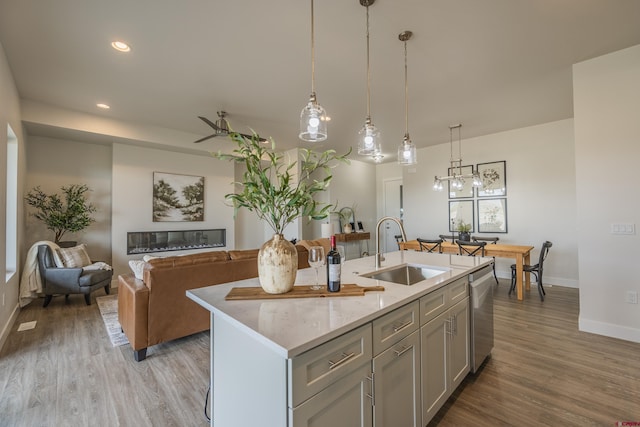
[290, 362, 373, 427]
[420, 297, 470, 424]
[372, 329, 421, 427]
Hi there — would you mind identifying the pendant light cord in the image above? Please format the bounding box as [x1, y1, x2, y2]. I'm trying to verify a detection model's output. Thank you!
[310, 0, 316, 95]
[404, 37, 409, 137]
[366, 4, 371, 119]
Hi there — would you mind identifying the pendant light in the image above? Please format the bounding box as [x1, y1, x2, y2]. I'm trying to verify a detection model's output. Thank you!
[299, 0, 328, 142]
[397, 31, 417, 165]
[433, 124, 482, 192]
[357, 0, 381, 156]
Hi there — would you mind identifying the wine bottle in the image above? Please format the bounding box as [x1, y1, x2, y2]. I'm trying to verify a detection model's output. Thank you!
[326, 235, 341, 292]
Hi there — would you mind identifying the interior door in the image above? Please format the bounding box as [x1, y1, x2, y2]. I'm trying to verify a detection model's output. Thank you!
[383, 179, 403, 253]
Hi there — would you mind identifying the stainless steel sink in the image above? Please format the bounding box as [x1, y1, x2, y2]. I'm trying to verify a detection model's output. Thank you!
[360, 264, 448, 286]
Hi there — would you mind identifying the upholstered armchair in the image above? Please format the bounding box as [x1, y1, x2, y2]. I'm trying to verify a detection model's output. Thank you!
[37, 244, 112, 307]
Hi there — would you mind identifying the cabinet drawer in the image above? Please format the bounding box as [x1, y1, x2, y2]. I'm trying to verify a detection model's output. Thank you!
[289, 323, 372, 407]
[419, 287, 447, 325]
[448, 277, 469, 304]
[372, 301, 419, 355]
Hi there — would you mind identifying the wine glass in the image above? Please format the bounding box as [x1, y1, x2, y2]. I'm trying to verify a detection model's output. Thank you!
[308, 246, 325, 290]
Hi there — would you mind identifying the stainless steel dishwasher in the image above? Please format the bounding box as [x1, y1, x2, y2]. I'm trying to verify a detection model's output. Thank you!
[469, 264, 494, 373]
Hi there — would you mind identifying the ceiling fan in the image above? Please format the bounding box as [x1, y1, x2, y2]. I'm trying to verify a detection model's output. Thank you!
[194, 111, 266, 143]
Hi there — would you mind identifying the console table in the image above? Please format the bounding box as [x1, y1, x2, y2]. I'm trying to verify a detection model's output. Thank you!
[334, 232, 370, 258]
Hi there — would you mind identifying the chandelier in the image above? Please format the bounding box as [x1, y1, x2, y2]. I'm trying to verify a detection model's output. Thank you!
[433, 124, 482, 192]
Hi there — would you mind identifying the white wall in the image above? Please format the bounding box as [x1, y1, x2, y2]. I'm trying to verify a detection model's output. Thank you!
[111, 144, 235, 278]
[0, 41, 27, 349]
[25, 136, 112, 263]
[574, 44, 640, 343]
[400, 119, 578, 285]
[326, 158, 377, 259]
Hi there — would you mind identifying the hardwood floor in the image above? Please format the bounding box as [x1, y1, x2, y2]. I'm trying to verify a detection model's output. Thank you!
[1, 283, 638, 426]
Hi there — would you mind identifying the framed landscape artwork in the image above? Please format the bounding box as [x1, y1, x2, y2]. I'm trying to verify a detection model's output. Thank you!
[448, 165, 475, 199]
[477, 198, 508, 233]
[153, 172, 204, 222]
[449, 200, 474, 232]
[477, 161, 506, 197]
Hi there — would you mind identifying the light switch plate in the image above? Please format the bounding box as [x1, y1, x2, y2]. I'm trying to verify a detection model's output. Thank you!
[611, 223, 635, 235]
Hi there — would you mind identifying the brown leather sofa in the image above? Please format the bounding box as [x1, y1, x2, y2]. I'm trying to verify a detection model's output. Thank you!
[118, 242, 319, 361]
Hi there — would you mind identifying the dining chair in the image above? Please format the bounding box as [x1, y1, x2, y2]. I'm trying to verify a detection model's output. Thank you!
[394, 235, 405, 250]
[472, 236, 500, 285]
[456, 240, 487, 257]
[509, 241, 552, 301]
[417, 237, 443, 253]
[439, 233, 455, 244]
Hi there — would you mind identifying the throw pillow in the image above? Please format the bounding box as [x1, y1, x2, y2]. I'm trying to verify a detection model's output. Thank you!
[55, 244, 92, 268]
[128, 260, 146, 280]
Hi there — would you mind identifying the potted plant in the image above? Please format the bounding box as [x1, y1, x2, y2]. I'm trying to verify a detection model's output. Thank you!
[456, 220, 471, 242]
[216, 132, 350, 294]
[25, 184, 97, 245]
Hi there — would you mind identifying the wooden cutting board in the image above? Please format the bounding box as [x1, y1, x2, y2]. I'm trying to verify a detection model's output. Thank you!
[225, 283, 385, 300]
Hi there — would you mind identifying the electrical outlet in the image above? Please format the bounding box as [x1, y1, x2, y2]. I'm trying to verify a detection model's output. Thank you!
[625, 291, 638, 304]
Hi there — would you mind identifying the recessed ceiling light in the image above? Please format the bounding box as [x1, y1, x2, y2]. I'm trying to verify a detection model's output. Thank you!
[96, 103, 110, 109]
[111, 41, 131, 52]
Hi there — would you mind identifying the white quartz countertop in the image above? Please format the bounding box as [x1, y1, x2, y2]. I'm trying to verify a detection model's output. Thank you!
[187, 250, 491, 358]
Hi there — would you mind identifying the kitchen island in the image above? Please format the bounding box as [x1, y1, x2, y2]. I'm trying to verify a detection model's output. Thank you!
[187, 250, 492, 427]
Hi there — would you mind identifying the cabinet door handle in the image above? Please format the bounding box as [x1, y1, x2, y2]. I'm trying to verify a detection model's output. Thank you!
[444, 317, 452, 336]
[366, 373, 375, 406]
[394, 345, 411, 357]
[328, 352, 356, 370]
[452, 313, 458, 336]
[392, 319, 413, 333]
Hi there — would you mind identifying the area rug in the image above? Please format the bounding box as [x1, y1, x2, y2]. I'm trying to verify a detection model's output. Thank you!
[96, 295, 129, 347]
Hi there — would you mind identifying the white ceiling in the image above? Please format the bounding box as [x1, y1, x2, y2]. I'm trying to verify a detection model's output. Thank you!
[2, 0, 640, 162]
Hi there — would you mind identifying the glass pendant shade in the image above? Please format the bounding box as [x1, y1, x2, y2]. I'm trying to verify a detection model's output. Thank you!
[299, 93, 327, 142]
[397, 135, 417, 165]
[358, 118, 380, 155]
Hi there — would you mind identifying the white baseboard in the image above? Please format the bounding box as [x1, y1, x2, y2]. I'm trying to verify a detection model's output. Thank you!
[0, 303, 20, 352]
[494, 270, 579, 288]
[579, 317, 640, 344]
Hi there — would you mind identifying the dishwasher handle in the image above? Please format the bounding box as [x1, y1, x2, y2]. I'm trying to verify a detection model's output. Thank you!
[469, 264, 493, 282]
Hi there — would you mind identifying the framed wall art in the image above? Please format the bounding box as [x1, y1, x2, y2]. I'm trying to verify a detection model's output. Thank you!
[153, 172, 204, 222]
[448, 200, 474, 232]
[477, 160, 506, 197]
[448, 165, 475, 199]
[477, 198, 508, 233]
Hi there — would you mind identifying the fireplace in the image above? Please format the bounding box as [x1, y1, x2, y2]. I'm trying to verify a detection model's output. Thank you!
[127, 229, 226, 255]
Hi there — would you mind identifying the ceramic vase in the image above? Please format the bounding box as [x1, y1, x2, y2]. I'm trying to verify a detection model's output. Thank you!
[343, 223, 353, 234]
[257, 234, 298, 294]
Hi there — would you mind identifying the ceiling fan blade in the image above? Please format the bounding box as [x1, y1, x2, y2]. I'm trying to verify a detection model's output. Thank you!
[198, 116, 222, 132]
[194, 134, 218, 143]
[238, 132, 267, 143]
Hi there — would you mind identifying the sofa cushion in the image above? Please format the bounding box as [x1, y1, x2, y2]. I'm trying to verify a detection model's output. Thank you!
[147, 250, 230, 269]
[55, 244, 92, 268]
[229, 249, 259, 260]
[296, 238, 331, 254]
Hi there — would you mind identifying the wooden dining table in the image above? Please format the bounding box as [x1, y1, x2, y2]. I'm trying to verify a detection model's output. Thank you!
[399, 240, 535, 300]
